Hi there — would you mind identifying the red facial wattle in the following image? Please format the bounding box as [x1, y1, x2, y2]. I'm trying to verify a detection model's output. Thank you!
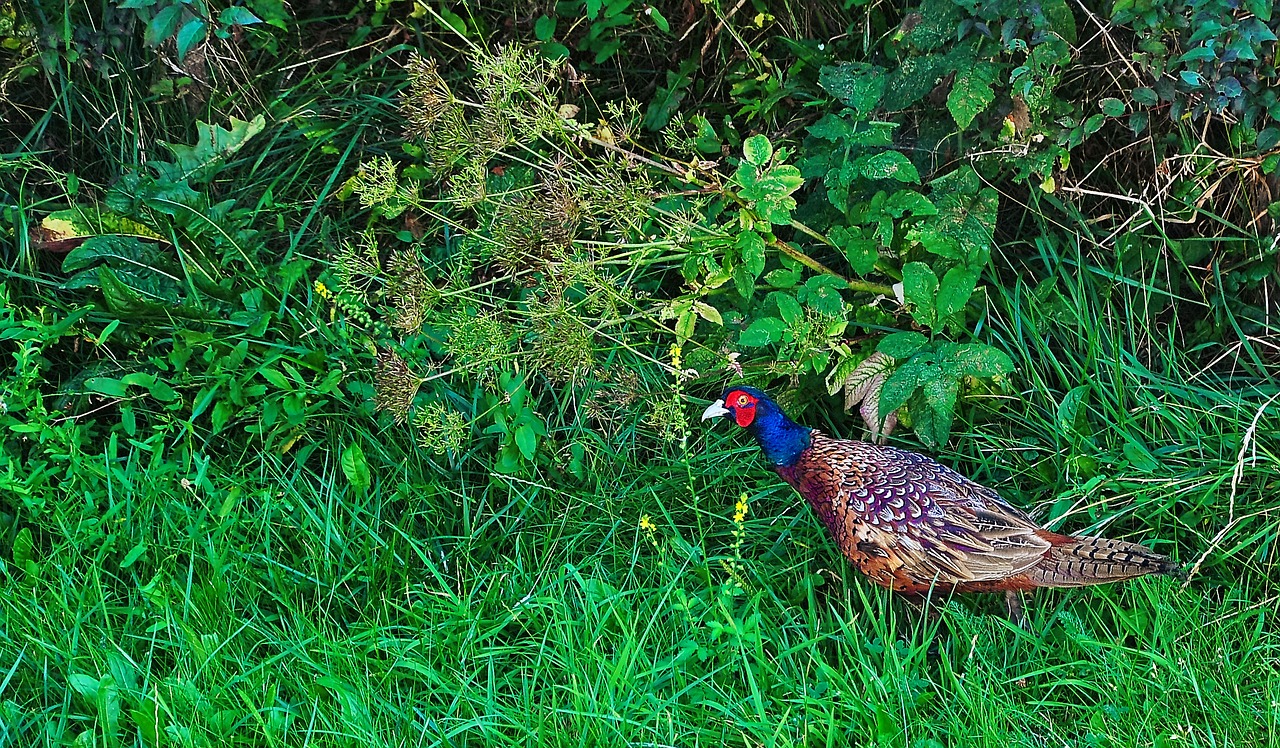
[724, 390, 758, 428]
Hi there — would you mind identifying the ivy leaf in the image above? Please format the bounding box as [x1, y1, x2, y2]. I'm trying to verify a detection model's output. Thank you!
[947, 64, 997, 129]
[742, 135, 773, 166]
[878, 331, 929, 359]
[740, 316, 787, 347]
[855, 151, 920, 182]
[935, 267, 978, 324]
[902, 261, 939, 327]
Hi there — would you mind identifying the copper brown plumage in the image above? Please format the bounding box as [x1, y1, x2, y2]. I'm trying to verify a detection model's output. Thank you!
[702, 386, 1180, 605]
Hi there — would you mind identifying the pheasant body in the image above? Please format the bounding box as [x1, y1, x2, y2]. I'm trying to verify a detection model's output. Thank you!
[703, 387, 1179, 597]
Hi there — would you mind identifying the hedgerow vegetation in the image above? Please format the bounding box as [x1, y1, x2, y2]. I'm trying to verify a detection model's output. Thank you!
[1, 0, 1278, 744]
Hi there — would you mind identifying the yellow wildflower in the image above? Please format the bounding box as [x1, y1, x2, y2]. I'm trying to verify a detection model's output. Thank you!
[639, 514, 656, 532]
[314, 280, 333, 300]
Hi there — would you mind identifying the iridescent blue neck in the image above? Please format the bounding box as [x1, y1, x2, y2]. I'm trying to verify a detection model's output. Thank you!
[748, 399, 812, 467]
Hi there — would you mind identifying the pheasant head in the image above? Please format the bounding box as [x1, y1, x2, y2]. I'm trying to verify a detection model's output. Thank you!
[701, 387, 812, 467]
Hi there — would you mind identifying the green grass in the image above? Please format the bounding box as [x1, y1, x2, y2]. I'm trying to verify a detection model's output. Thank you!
[3, 8, 1280, 748]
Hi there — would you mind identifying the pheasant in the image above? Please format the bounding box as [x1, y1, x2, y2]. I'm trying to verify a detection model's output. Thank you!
[701, 386, 1180, 622]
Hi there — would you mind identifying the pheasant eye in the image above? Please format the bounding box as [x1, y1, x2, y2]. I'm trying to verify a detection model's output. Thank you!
[736, 394, 752, 407]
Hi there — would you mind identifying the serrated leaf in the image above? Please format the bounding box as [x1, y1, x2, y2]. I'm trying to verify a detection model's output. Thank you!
[939, 342, 1014, 378]
[1132, 87, 1158, 106]
[818, 62, 886, 117]
[1100, 97, 1125, 116]
[769, 292, 803, 326]
[878, 331, 929, 359]
[830, 351, 898, 442]
[742, 135, 773, 166]
[798, 275, 847, 316]
[736, 230, 767, 277]
[740, 316, 787, 347]
[947, 66, 996, 129]
[341, 443, 371, 494]
[693, 302, 722, 326]
[855, 151, 920, 182]
[902, 262, 939, 327]
[879, 361, 923, 420]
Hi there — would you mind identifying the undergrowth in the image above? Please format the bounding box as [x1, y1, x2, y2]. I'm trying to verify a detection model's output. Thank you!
[0, 0, 1277, 745]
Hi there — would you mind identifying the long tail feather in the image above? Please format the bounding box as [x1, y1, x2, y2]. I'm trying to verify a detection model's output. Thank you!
[1029, 535, 1181, 587]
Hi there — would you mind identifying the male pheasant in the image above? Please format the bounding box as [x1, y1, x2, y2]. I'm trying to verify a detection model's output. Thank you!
[702, 386, 1180, 620]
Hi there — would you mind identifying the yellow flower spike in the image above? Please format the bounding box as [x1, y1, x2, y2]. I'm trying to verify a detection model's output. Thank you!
[640, 514, 656, 532]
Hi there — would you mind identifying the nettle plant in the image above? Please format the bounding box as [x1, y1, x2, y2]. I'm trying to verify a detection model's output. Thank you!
[345, 43, 1019, 470]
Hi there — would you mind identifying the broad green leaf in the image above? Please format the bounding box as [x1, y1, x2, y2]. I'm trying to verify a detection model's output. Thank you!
[855, 151, 919, 182]
[13, 527, 33, 567]
[341, 443, 371, 494]
[902, 262, 939, 327]
[740, 316, 787, 347]
[935, 267, 978, 322]
[175, 18, 207, 61]
[883, 190, 937, 217]
[145, 4, 183, 46]
[736, 231, 766, 277]
[947, 65, 996, 129]
[769, 292, 803, 326]
[879, 361, 923, 420]
[63, 235, 178, 275]
[878, 331, 929, 359]
[939, 342, 1014, 378]
[1100, 97, 1125, 117]
[163, 115, 267, 184]
[1040, 0, 1078, 44]
[905, 0, 963, 50]
[219, 6, 261, 25]
[85, 377, 130, 398]
[818, 62, 886, 117]
[742, 135, 773, 166]
[514, 424, 539, 460]
[643, 69, 691, 131]
[798, 275, 847, 316]
[1132, 87, 1158, 106]
[534, 14, 556, 40]
[693, 302, 722, 326]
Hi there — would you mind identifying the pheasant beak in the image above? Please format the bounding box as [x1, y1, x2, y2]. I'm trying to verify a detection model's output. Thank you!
[701, 399, 730, 421]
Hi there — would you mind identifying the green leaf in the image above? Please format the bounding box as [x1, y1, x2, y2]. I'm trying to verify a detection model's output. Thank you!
[736, 231, 767, 277]
[902, 262, 939, 327]
[1100, 97, 1125, 117]
[1257, 127, 1280, 151]
[1057, 383, 1091, 433]
[770, 292, 803, 326]
[742, 135, 773, 166]
[145, 4, 184, 46]
[879, 361, 923, 420]
[740, 316, 787, 347]
[1040, 0, 1078, 44]
[643, 69, 691, 131]
[85, 377, 130, 398]
[935, 267, 978, 323]
[798, 275, 846, 316]
[534, 14, 556, 40]
[940, 342, 1014, 378]
[175, 18, 206, 61]
[947, 65, 996, 129]
[1132, 88, 1158, 106]
[855, 151, 919, 182]
[818, 62, 886, 117]
[878, 331, 929, 359]
[13, 527, 33, 567]
[219, 6, 261, 25]
[163, 115, 267, 184]
[647, 6, 670, 32]
[341, 443, 371, 494]
[120, 541, 147, 569]
[514, 424, 539, 460]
